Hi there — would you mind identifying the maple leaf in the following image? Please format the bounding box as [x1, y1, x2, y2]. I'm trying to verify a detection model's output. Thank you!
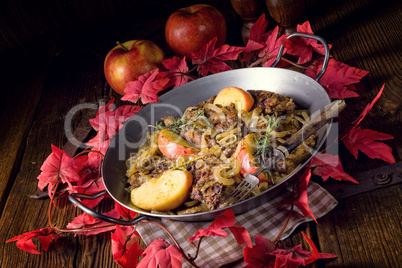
[73, 177, 106, 208]
[258, 26, 288, 67]
[138, 238, 182, 268]
[243, 235, 276, 267]
[346, 84, 385, 133]
[242, 13, 269, 62]
[311, 153, 359, 183]
[342, 127, 395, 163]
[187, 209, 252, 246]
[37, 145, 86, 198]
[305, 58, 369, 99]
[86, 100, 141, 155]
[122, 69, 170, 104]
[243, 234, 336, 268]
[191, 37, 245, 77]
[159, 56, 194, 88]
[114, 201, 137, 220]
[111, 225, 143, 268]
[66, 209, 119, 235]
[7, 227, 60, 254]
[284, 21, 333, 64]
[293, 168, 317, 222]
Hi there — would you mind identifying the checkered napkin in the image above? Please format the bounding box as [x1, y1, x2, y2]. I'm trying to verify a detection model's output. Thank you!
[136, 182, 337, 267]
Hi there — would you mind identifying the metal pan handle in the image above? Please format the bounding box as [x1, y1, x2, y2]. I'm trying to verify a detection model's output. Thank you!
[270, 32, 330, 81]
[68, 191, 148, 225]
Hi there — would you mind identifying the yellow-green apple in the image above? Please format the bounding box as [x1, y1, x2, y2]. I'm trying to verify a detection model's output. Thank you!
[165, 4, 227, 59]
[104, 40, 166, 95]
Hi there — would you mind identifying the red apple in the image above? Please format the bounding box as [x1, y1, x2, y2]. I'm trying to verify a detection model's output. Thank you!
[104, 40, 166, 95]
[165, 4, 227, 58]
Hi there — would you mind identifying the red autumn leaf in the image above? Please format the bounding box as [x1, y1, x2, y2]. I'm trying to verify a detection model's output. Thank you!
[284, 21, 332, 64]
[89, 98, 116, 131]
[159, 56, 194, 88]
[37, 145, 86, 198]
[188, 209, 235, 243]
[243, 234, 336, 268]
[114, 201, 137, 220]
[86, 100, 141, 154]
[342, 127, 395, 163]
[138, 238, 182, 268]
[73, 177, 106, 208]
[311, 153, 359, 184]
[111, 225, 143, 268]
[347, 84, 385, 132]
[242, 13, 269, 62]
[89, 99, 141, 139]
[293, 168, 317, 222]
[191, 37, 245, 77]
[122, 69, 170, 104]
[7, 227, 60, 254]
[243, 235, 276, 267]
[229, 225, 253, 248]
[306, 58, 369, 99]
[66, 209, 119, 235]
[258, 26, 288, 67]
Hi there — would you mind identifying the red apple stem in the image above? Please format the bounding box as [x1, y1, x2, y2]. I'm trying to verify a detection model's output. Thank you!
[116, 41, 129, 52]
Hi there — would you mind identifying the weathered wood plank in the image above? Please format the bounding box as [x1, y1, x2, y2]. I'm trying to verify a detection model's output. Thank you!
[0, 37, 56, 214]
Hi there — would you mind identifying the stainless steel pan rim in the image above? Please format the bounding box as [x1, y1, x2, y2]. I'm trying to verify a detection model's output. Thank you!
[69, 33, 332, 223]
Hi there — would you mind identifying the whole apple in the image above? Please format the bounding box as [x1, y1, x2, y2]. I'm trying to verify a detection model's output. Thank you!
[165, 4, 227, 59]
[104, 40, 166, 95]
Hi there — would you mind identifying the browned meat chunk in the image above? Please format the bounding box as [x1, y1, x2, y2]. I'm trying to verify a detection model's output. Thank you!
[248, 90, 296, 115]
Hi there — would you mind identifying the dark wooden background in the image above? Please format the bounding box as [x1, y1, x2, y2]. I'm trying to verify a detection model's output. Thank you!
[0, 0, 401, 267]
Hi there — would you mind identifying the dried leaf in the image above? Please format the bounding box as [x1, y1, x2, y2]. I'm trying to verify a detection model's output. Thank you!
[284, 21, 332, 64]
[111, 225, 143, 268]
[66, 209, 119, 235]
[114, 201, 137, 220]
[7, 227, 60, 254]
[191, 37, 244, 77]
[347, 84, 385, 132]
[259, 26, 288, 67]
[37, 145, 86, 198]
[293, 168, 316, 222]
[243, 235, 276, 267]
[188, 209, 235, 243]
[122, 69, 169, 104]
[306, 58, 368, 99]
[138, 238, 182, 268]
[342, 127, 395, 163]
[311, 153, 359, 184]
[159, 56, 194, 88]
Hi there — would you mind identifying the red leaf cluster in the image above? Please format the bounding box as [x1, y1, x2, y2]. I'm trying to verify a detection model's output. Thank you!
[243, 233, 337, 267]
[111, 225, 143, 267]
[7, 227, 60, 254]
[188, 209, 252, 248]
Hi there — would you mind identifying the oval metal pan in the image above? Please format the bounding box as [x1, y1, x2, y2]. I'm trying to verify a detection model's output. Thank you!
[102, 67, 331, 222]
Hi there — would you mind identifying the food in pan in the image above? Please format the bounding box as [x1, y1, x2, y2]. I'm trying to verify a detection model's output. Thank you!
[125, 87, 318, 214]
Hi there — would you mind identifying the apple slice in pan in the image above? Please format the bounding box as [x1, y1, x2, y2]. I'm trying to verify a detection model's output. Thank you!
[131, 169, 193, 211]
[213, 86, 255, 113]
[158, 129, 200, 159]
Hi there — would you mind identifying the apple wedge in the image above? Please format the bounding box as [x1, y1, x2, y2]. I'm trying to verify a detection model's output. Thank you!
[213, 86, 255, 112]
[236, 134, 270, 183]
[158, 129, 199, 159]
[131, 169, 193, 211]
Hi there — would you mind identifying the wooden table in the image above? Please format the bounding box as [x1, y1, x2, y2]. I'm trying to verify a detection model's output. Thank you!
[0, 0, 400, 267]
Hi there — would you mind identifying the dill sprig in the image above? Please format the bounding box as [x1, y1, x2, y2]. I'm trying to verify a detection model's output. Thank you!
[255, 116, 280, 163]
[156, 108, 211, 132]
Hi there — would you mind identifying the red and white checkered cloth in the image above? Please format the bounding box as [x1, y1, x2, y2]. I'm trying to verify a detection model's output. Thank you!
[137, 181, 337, 267]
